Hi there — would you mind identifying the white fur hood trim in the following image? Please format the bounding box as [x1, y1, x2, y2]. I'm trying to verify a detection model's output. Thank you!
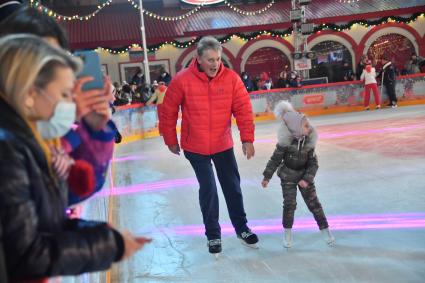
[277, 123, 318, 149]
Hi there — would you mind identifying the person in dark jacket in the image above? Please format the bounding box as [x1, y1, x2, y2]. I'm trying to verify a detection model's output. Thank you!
[342, 61, 355, 81]
[157, 68, 172, 86]
[0, 6, 120, 207]
[0, 0, 21, 22]
[241, 71, 255, 92]
[356, 54, 368, 80]
[377, 56, 398, 108]
[261, 101, 335, 248]
[0, 225, 7, 283]
[276, 70, 289, 89]
[0, 35, 150, 282]
[131, 68, 145, 86]
[404, 52, 424, 74]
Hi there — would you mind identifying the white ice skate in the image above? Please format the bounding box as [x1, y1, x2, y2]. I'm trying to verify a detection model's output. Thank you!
[321, 228, 335, 246]
[283, 228, 292, 248]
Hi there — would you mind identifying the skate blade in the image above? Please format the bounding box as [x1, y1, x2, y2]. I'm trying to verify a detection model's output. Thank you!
[239, 239, 259, 249]
[283, 244, 292, 249]
[211, 253, 221, 260]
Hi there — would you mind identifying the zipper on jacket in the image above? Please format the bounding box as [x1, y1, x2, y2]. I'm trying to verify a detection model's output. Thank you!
[208, 81, 212, 153]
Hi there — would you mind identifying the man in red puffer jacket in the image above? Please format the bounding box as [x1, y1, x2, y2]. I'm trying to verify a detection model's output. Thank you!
[161, 36, 258, 255]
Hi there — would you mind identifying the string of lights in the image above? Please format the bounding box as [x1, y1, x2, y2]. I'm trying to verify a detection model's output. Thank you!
[94, 12, 424, 54]
[339, 0, 360, 3]
[31, 0, 275, 21]
[127, 0, 203, 21]
[127, 0, 275, 20]
[315, 13, 423, 33]
[222, 0, 274, 16]
[29, 0, 112, 21]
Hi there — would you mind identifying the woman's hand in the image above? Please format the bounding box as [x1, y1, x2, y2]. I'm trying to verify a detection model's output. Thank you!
[120, 231, 152, 261]
[50, 146, 74, 180]
[73, 76, 113, 131]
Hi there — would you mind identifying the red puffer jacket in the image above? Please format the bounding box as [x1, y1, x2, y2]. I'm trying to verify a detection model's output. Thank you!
[161, 59, 254, 155]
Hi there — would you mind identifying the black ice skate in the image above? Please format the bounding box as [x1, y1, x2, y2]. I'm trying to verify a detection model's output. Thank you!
[237, 230, 259, 249]
[207, 239, 222, 258]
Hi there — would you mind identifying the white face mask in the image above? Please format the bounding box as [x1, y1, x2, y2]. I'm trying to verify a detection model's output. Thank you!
[36, 93, 76, 139]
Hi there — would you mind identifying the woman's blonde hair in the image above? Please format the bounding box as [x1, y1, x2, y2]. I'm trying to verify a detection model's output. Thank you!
[0, 34, 81, 116]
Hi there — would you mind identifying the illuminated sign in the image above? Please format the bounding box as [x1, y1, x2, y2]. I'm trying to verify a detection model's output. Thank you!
[303, 94, 325, 105]
[181, 0, 224, 5]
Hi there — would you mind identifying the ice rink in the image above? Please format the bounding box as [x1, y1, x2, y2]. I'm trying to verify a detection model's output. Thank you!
[68, 104, 425, 283]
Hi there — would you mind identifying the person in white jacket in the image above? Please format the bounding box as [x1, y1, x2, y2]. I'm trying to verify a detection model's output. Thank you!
[360, 60, 381, 110]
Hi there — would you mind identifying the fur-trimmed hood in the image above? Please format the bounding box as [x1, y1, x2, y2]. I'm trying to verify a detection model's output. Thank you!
[277, 122, 318, 150]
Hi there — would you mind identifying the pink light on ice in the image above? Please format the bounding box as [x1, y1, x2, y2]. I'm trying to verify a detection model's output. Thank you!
[96, 177, 198, 197]
[140, 213, 425, 236]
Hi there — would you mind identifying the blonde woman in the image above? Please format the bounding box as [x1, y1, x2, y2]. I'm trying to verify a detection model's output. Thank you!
[0, 34, 151, 282]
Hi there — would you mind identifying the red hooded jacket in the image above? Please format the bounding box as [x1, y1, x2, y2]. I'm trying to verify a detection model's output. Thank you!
[161, 59, 254, 155]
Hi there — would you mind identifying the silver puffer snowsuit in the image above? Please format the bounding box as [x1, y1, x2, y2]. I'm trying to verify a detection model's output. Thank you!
[262, 123, 329, 230]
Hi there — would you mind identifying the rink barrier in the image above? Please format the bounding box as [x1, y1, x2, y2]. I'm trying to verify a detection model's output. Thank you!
[113, 73, 425, 144]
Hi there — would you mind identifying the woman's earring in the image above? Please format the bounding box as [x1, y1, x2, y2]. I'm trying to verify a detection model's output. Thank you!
[25, 97, 34, 108]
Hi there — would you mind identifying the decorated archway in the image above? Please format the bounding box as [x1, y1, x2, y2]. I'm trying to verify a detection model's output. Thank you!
[359, 24, 421, 70]
[244, 47, 290, 85]
[237, 37, 294, 71]
[366, 34, 415, 72]
[309, 40, 353, 82]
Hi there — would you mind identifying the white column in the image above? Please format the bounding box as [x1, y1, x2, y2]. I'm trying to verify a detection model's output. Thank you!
[139, 0, 151, 84]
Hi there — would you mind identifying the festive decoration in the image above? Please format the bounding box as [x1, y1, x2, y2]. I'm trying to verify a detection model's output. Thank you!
[31, 0, 274, 21]
[128, 0, 274, 20]
[95, 30, 291, 54]
[182, 0, 223, 4]
[29, 0, 112, 21]
[314, 13, 424, 33]
[28, 1, 424, 54]
[223, 0, 274, 16]
[94, 12, 424, 54]
[127, 0, 203, 21]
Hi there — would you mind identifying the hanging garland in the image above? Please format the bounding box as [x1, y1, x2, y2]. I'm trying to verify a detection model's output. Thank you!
[223, 0, 274, 16]
[96, 31, 292, 54]
[127, 0, 274, 19]
[29, 0, 112, 21]
[127, 0, 203, 21]
[31, 0, 275, 21]
[93, 12, 424, 54]
[314, 13, 423, 33]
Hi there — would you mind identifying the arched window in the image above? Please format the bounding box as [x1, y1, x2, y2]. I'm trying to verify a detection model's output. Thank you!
[309, 41, 352, 83]
[244, 47, 290, 86]
[367, 34, 415, 74]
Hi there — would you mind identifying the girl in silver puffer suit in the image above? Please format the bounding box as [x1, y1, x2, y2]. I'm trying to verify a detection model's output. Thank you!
[261, 101, 335, 248]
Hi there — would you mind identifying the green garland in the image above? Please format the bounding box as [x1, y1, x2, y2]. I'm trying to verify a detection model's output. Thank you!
[28, 0, 424, 53]
[96, 12, 424, 54]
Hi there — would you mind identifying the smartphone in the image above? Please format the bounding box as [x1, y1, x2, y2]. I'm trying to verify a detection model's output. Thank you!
[74, 50, 104, 91]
